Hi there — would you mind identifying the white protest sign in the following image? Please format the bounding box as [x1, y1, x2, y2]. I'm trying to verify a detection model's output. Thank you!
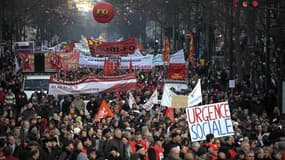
[229, 80, 235, 88]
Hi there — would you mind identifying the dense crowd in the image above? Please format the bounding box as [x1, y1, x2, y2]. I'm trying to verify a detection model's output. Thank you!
[0, 49, 285, 160]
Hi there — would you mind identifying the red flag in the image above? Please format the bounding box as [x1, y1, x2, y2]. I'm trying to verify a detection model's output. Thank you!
[188, 33, 195, 65]
[164, 108, 174, 123]
[162, 36, 170, 62]
[93, 99, 114, 122]
[103, 58, 114, 76]
[129, 57, 133, 73]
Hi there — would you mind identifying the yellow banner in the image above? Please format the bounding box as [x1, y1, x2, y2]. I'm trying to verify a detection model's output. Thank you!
[172, 95, 188, 108]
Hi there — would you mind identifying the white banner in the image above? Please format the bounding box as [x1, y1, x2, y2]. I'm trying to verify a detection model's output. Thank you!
[186, 101, 234, 142]
[188, 79, 202, 107]
[129, 49, 144, 57]
[152, 54, 164, 66]
[170, 49, 185, 64]
[79, 55, 153, 70]
[161, 81, 188, 107]
[143, 89, 158, 111]
[79, 56, 105, 68]
[153, 49, 185, 67]
[49, 73, 137, 95]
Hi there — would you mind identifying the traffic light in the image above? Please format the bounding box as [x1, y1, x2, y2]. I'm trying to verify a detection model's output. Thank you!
[241, 0, 259, 8]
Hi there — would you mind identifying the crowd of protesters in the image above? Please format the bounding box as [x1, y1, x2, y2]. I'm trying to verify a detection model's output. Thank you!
[0, 48, 285, 160]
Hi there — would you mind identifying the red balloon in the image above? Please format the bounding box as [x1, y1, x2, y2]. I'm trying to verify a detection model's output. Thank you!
[93, 2, 114, 23]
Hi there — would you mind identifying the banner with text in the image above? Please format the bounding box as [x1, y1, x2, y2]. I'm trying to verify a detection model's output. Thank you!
[79, 55, 153, 70]
[44, 52, 79, 72]
[18, 53, 35, 72]
[168, 63, 186, 80]
[49, 73, 137, 95]
[186, 101, 234, 142]
[87, 38, 136, 56]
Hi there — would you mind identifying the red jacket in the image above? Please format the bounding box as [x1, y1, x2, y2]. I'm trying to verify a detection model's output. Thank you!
[0, 92, 5, 104]
[148, 145, 164, 160]
[129, 140, 149, 160]
[129, 140, 148, 153]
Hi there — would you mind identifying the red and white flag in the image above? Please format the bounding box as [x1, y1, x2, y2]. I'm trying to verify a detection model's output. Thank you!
[93, 99, 114, 122]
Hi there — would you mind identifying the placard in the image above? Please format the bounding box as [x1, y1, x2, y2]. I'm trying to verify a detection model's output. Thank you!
[186, 101, 234, 142]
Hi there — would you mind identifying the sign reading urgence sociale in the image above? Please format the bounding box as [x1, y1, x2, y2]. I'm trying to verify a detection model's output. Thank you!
[186, 101, 234, 142]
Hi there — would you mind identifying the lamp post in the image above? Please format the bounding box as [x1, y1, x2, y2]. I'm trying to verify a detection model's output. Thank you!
[264, 1, 271, 94]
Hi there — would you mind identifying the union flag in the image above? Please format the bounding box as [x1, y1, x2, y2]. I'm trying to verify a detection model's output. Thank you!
[93, 99, 114, 122]
[162, 36, 170, 62]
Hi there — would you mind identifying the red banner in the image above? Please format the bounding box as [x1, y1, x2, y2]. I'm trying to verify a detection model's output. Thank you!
[44, 52, 79, 72]
[18, 53, 35, 72]
[162, 36, 170, 62]
[87, 38, 136, 56]
[168, 63, 186, 80]
[61, 43, 75, 52]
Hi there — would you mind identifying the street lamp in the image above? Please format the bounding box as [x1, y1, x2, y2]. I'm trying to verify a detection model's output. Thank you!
[155, 39, 159, 53]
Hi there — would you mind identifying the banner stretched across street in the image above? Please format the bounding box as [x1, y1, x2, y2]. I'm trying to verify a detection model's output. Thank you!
[49, 73, 137, 95]
[87, 37, 136, 56]
[79, 55, 153, 70]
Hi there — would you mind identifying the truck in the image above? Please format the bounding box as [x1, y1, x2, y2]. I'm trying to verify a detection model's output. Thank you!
[23, 74, 50, 100]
